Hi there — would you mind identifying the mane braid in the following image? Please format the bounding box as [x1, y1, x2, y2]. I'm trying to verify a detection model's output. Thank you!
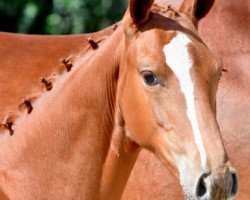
[0, 112, 18, 135]
[40, 77, 53, 91]
[59, 56, 74, 72]
[0, 30, 114, 136]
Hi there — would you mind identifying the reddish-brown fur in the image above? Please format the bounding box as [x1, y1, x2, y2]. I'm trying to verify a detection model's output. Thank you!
[0, 27, 114, 120]
[0, 0, 248, 199]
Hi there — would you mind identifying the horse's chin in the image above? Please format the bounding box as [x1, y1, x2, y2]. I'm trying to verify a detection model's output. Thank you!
[182, 192, 197, 200]
[180, 182, 198, 200]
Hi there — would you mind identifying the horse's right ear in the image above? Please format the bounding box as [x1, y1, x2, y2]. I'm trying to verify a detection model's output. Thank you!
[128, 0, 154, 26]
[179, 0, 215, 27]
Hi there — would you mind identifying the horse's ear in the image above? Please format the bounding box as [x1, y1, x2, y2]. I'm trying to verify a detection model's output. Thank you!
[179, 0, 215, 26]
[128, 0, 154, 25]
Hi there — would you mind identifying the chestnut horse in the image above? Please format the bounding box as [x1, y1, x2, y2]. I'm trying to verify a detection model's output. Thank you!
[0, 0, 238, 199]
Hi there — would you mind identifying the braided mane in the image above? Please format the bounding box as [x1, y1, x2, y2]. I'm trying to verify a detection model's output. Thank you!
[0, 24, 118, 136]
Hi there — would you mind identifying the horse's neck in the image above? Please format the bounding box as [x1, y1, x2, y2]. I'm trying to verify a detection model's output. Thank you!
[0, 28, 123, 200]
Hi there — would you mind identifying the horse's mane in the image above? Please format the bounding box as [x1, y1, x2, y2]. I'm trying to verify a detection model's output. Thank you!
[0, 24, 119, 136]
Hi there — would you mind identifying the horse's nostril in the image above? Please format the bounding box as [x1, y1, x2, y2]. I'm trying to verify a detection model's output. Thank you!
[230, 173, 238, 197]
[196, 173, 209, 197]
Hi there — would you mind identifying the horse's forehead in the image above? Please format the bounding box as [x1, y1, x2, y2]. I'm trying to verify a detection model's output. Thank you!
[162, 32, 221, 90]
[133, 23, 213, 72]
[163, 33, 194, 79]
[162, 32, 215, 70]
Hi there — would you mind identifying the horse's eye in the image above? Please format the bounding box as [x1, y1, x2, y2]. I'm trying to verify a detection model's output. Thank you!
[141, 71, 159, 86]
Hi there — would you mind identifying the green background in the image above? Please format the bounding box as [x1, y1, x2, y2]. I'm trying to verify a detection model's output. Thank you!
[0, 0, 127, 34]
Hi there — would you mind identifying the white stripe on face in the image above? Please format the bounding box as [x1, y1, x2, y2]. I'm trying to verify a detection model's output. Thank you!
[163, 33, 207, 169]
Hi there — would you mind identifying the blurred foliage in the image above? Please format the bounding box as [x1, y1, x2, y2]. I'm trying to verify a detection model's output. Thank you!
[0, 0, 127, 34]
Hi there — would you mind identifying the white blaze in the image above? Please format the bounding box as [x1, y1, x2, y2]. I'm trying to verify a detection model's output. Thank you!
[163, 33, 207, 169]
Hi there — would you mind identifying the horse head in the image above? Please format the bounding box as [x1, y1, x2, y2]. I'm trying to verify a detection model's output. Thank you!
[115, 0, 238, 199]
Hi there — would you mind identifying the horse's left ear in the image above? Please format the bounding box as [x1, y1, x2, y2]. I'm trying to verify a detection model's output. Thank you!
[179, 0, 215, 27]
[129, 0, 154, 25]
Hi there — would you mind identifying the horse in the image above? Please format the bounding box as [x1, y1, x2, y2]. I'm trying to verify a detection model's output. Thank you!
[0, 0, 239, 199]
[1, 0, 248, 199]
[0, 0, 248, 200]
[122, 0, 250, 199]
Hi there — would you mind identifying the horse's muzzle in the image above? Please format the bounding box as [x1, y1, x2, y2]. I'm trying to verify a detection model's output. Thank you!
[195, 168, 238, 200]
